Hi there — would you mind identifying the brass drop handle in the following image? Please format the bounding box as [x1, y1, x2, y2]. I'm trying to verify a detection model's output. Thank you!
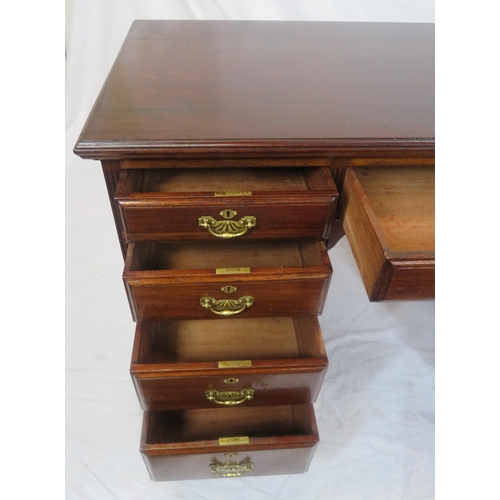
[205, 388, 255, 406]
[198, 209, 256, 239]
[200, 296, 254, 316]
[210, 455, 253, 477]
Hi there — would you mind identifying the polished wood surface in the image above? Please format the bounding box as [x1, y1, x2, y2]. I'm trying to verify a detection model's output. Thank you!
[143, 446, 318, 481]
[123, 240, 332, 321]
[115, 167, 337, 242]
[141, 404, 318, 480]
[74, 20, 434, 481]
[340, 166, 435, 301]
[74, 20, 434, 159]
[120, 158, 331, 169]
[131, 317, 327, 410]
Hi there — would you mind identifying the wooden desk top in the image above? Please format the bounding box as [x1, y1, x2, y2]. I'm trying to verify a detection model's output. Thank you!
[74, 21, 434, 159]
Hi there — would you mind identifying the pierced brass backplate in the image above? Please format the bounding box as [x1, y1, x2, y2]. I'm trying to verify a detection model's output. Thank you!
[210, 455, 253, 477]
[198, 209, 256, 239]
[200, 296, 254, 316]
[205, 388, 255, 406]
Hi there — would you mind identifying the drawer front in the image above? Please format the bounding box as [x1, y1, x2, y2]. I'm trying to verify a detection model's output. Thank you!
[117, 201, 336, 242]
[133, 370, 327, 410]
[124, 278, 331, 321]
[115, 167, 338, 242]
[143, 445, 318, 481]
[383, 262, 435, 300]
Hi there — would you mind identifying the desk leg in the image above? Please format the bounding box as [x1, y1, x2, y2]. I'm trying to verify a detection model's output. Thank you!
[101, 160, 127, 260]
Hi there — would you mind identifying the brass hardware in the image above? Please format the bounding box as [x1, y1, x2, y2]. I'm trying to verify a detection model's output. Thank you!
[198, 208, 256, 239]
[220, 285, 237, 294]
[218, 360, 252, 368]
[214, 190, 252, 197]
[215, 267, 250, 275]
[210, 456, 253, 477]
[220, 208, 238, 219]
[200, 296, 254, 316]
[224, 378, 239, 384]
[219, 436, 250, 446]
[205, 388, 255, 406]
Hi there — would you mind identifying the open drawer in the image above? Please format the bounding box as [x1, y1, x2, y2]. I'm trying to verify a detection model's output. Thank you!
[123, 239, 332, 321]
[115, 167, 337, 242]
[131, 316, 327, 410]
[340, 166, 434, 301]
[141, 404, 319, 481]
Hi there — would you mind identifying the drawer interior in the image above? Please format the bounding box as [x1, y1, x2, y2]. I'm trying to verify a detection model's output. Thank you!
[135, 317, 325, 364]
[144, 405, 315, 444]
[119, 167, 332, 194]
[352, 166, 434, 252]
[341, 165, 434, 301]
[129, 240, 325, 271]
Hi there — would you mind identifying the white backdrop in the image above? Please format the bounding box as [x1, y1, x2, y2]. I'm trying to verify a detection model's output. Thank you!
[66, 2, 435, 499]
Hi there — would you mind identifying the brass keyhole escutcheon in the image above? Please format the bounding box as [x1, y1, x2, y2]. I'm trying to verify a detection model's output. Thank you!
[221, 285, 237, 294]
[224, 378, 239, 385]
[220, 208, 237, 219]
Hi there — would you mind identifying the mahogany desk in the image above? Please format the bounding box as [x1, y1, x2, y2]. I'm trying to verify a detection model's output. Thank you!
[74, 20, 434, 481]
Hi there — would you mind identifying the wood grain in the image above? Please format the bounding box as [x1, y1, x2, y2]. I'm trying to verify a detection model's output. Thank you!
[130, 317, 327, 410]
[120, 158, 331, 169]
[115, 167, 338, 242]
[73, 19, 435, 483]
[74, 21, 434, 159]
[340, 166, 434, 301]
[123, 240, 332, 320]
[353, 166, 434, 252]
[140, 405, 319, 480]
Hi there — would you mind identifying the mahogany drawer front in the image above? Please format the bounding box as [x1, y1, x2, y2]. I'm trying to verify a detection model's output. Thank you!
[340, 166, 435, 301]
[141, 404, 319, 481]
[123, 239, 332, 321]
[131, 317, 328, 410]
[115, 167, 338, 242]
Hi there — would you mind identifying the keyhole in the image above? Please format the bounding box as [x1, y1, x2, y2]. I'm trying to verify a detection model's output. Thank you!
[220, 209, 237, 219]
